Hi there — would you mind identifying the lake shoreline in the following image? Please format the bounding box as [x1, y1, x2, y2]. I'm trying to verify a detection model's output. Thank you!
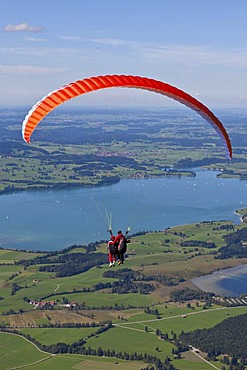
[0, 170, 196, 196]
[192, 264, 247, 297]
[0, 169, 246, 250]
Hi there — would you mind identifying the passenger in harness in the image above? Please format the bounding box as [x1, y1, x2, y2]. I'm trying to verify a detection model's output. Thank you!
[114, 230, 130, 265]
[107, 235, 117, 267]
[108, 228, 130, 266]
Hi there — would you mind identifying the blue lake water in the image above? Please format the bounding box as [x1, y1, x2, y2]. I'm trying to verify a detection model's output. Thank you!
[0, 169, 246, 252]
[218, 272, 247, 297]
[192, 265, 247, 297]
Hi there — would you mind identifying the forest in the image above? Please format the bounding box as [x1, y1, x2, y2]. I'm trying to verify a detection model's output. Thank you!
[216, 227, 247, 259]
[179, 313, 247, 366]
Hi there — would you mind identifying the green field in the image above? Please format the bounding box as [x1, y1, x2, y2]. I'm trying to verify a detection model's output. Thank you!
[1, 221, 246, 314]
[20, 327, 98, 345]
[2, 306, 247, 369]
[1, 219, 247, 369]
[1, 107, 247, 193]
[0, 332, 147, 370]
[0, 332, 49, 369]
[0, 250, 42, 264]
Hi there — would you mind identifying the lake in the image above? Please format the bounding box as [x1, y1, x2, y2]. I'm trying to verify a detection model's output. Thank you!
[0, 169, 246, 251]
[192, 265, 247, 297]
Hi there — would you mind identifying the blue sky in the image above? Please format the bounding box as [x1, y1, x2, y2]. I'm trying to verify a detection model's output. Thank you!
[1, 0, 247, 108]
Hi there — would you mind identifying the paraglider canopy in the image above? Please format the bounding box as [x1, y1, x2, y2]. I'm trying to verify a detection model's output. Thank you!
[22, 74, 232, 159]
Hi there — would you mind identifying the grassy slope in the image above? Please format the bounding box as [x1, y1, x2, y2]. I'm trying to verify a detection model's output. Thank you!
[1, 220, 247, 369]
[0, 332, 146, 370]
[0, 332, 49, 369]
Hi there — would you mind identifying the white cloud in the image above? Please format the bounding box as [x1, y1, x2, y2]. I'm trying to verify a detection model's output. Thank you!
[140, 44, 247, 68]
[0, 65, 64, 74]
[84, 38, 247, 68]
[1, 46, 100, 60]
[3, 23, 43, 33]
[59, 35, 82, 42]
[25, 37, 47, 42]
[85, 37, 137, 47]
[4, 35, 247, 70]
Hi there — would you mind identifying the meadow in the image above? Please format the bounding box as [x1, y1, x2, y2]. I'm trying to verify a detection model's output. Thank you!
[1, 107, 247, 193]
[1, 219, 247, 369]
[2, 306, 247, 369]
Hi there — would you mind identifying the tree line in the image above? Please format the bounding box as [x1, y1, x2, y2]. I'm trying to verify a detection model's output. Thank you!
[179, 313, 247, 366]
[169, 287, 214, 303]
[216, 227, 247, 259]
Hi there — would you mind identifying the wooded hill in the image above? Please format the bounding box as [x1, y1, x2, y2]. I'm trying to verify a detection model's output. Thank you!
[180, 313, 247, 361]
